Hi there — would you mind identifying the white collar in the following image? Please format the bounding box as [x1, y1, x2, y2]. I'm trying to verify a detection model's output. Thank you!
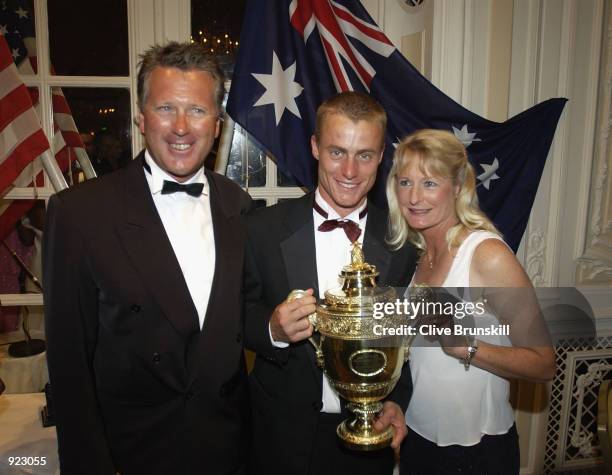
[314, 187, 367, 222]
[144, 150, 208, 196]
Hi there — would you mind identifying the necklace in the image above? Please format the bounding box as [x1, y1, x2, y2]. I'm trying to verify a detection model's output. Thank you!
[420, 251, 434, 270]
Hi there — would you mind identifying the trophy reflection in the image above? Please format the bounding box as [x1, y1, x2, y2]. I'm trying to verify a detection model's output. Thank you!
[289, 243, 407, 450]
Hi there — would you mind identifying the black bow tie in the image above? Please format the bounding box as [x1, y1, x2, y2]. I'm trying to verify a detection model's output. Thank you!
[143, 160, 204, 197]
[161, 180, 204, 197]
[313, 200, 367, 243]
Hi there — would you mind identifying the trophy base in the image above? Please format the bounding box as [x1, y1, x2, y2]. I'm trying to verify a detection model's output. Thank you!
[337, 402, 393, 451]
[8, 339, 46, 358]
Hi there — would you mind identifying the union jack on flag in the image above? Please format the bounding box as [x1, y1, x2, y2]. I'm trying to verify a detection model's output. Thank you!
[227, 0, 567, 251]
[289, 0, 394, 91]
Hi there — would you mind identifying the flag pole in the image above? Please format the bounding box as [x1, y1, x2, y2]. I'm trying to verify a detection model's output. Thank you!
[215, 113, 235, 175]
[40, 149, 68, 192]
[1, 239, 46, 358]
[1, 240, 42, 292]
[74, 148, 98, 180]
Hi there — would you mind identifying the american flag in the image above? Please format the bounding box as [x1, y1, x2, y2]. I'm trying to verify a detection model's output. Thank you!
[227, 0, 567, 251]
[0, 0, 84, 240]
[0, 32, 49, 239]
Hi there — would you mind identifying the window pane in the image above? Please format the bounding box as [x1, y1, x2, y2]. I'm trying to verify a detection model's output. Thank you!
[58, 88, 132, 176]
[191, 0, 246, 77]
[48, 0, 128, 76]
[226, 127, 266, 187]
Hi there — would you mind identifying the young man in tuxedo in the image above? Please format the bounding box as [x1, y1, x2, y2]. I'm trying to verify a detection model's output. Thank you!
[43, 42, 251, 475]
[244, 91, 418, 475]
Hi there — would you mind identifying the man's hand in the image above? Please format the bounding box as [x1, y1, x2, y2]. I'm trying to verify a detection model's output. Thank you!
[270, 289, 317, 343]
[373, 401, 408, 450]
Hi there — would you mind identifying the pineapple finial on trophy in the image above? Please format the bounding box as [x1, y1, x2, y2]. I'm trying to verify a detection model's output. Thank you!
[350, 241, 365, 268]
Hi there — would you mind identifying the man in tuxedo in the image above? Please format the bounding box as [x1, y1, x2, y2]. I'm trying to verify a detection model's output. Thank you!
[43, 42, 251, 475]
[244, 91, 418, 475]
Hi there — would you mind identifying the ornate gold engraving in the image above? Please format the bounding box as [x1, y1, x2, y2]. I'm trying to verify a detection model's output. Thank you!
[289, 242, 409, 450]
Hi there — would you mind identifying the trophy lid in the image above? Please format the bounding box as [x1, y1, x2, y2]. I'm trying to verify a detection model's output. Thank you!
[322, 242, 393, 312]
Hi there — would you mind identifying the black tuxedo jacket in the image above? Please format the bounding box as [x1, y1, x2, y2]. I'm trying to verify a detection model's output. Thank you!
[243, 193, 418, 475]
[43, 153, 252, 475]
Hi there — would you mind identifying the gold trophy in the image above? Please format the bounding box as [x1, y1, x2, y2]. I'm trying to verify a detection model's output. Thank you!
[289, 243, 407, 450]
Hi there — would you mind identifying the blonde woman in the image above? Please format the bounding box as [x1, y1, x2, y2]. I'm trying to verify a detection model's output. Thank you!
[386, 129, 554, 474]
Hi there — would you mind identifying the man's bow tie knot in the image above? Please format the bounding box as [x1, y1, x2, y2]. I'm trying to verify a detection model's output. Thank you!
[313, 201, 367, 243]
[318, 219, 361, 243]
[161, 180, 204, 197]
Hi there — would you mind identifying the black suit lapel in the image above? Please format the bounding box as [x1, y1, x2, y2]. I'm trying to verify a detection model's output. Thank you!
[280, 193, 319, 298]
[115, 153, 200, 342]
[363, 203, 392, 284]
[198, 170, 246, 335]
[199, 171, 231, 335]
[187, 170, 245, 384]
[279, 193, 322, 386]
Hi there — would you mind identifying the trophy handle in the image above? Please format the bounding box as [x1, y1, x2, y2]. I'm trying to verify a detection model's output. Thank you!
[287, 290, 324, 368]
[308, 312, 317, 328]
[307, 312, 324, 368]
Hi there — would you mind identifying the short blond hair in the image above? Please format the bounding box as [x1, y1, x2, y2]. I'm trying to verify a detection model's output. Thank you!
[314, 91, 386, 147]
[137, 41, 225, 115]
[385, 129, 499, 251]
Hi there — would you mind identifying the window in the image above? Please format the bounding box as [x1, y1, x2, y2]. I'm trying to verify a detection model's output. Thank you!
[0, 0, 133, 315]
[48, 0, 129, 77]
[4, 0, 132, 201]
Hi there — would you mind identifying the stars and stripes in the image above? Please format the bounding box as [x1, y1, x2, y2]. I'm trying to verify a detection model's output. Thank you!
[0, 0, 85, 240]
[0, 32, 49, 238]
[0, 0, 35, 72]
[227, 0, 567, 250]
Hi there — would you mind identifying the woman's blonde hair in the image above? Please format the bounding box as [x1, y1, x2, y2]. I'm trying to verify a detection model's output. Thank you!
[386, 129, 499, 251]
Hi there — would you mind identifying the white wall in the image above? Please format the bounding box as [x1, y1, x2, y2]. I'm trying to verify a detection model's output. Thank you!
[128, 0, 191, 153]
[365, 0, 610, 291]
[364, 1, 611, 472]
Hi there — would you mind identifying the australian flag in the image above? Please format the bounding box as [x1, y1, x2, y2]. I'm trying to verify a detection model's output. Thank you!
[226, 0, 567, 251]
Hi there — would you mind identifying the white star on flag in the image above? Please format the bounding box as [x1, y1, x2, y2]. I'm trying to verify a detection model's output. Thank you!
[477, 158, 500, 190]
[0, 24, 8, 35]
[11, 47, 19, 59]
[252, 51, 303, 126]
[452, 124, 482, 147]
[15, 6, 28, 18]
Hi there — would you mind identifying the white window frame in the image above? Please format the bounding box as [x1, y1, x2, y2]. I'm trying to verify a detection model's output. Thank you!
[0, 0, 305, 308]
[1, 0, 138, 307]
[228, 123, 306, 207]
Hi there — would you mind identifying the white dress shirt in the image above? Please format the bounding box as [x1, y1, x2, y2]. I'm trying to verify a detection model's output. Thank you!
[314, 189, 367, 413]
[143, 151, 215, 329]
[269, 189, 367, 412]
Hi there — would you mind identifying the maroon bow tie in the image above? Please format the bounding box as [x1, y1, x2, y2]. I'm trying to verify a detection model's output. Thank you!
[313, 201, 367, 243]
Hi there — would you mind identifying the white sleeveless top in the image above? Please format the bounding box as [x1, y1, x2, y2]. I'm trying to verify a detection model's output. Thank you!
[404, 231, 515, 446]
